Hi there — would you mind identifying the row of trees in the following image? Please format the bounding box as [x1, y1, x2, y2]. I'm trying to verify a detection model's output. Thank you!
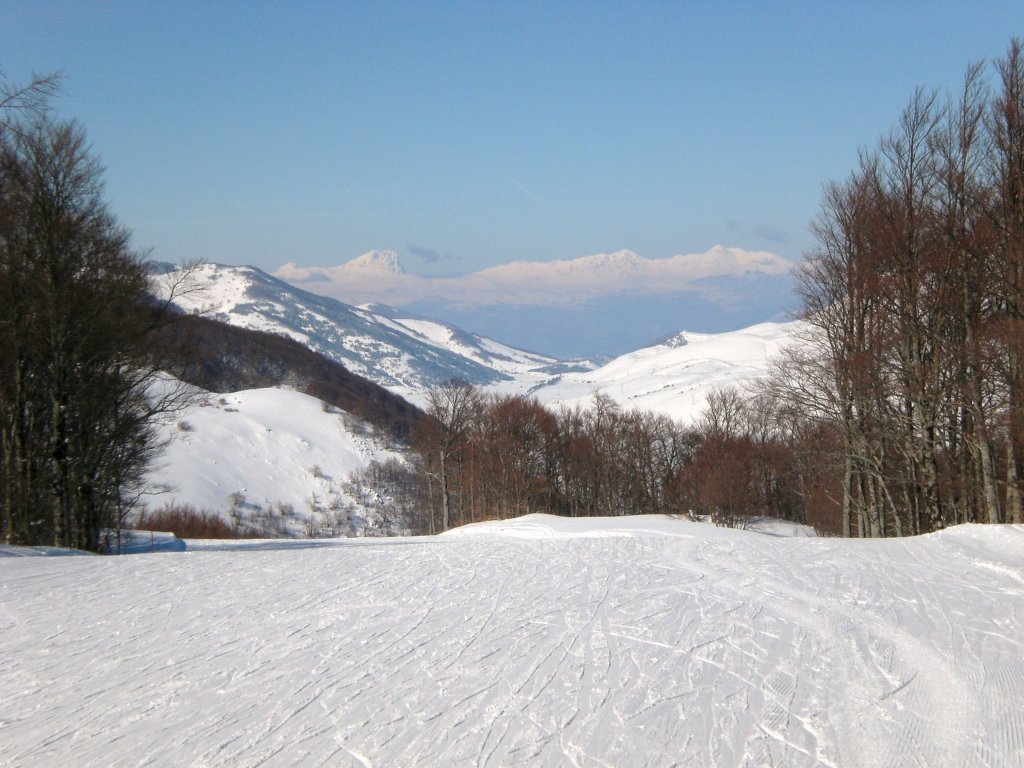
[761, 40, 1024, 536]
[412, 379, 821, 534]
[0, 72, 191, 551]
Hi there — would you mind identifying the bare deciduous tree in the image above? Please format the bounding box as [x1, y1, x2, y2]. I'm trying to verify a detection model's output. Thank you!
[1, 81, 193, 551]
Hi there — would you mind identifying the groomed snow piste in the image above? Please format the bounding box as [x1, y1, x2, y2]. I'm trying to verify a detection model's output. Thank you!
[1, 515, 1022, 767]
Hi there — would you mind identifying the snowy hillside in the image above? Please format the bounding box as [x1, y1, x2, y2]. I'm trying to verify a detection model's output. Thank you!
[2, 515, 1021, 767]
[361, 302, 581, 382]
[521, 321, 800, 423]
[153, 264, 797, 418]
[156, 263, 571, 407]
[146, 385, 406, 533]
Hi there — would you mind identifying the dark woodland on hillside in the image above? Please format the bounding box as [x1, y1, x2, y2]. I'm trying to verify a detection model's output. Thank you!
[168, 314, 426, 443]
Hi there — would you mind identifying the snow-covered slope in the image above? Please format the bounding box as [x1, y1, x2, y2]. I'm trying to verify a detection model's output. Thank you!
[360, 302, 580, 381]
[156, 263, 573, 407]
[2, 515, 1021, 766]
[520, 321, 800, 423]
[147, 385, 404, 526]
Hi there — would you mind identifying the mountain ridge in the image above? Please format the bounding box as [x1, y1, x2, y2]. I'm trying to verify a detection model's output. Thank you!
[156, 263, 573, 408]
[156, 262, 799, 417]
[517, 321, 802, 424]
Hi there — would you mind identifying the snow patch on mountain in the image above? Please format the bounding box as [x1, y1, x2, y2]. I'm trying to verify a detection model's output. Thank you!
[364, 304, 569, 378]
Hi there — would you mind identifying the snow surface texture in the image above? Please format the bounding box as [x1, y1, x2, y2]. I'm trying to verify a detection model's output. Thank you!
[147, 387, 402, 526]
[1, 515, 1021, 767]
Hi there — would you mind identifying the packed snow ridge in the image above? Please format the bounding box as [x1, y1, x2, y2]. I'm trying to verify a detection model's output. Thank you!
[522, 321, 801, 424]
[1, 515, 1021, 767]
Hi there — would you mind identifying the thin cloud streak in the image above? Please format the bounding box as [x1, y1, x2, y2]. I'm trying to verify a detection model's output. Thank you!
[510, 178, 550, 208]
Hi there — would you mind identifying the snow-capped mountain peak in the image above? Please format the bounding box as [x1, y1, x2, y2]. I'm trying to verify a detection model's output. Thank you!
[342, 250, 405, 275]
[573, 249, 644, 271]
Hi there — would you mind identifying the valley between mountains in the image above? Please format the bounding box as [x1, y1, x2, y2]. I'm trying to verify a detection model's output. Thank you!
[147, 262, 796, 523]
[158, 261, 795, 416]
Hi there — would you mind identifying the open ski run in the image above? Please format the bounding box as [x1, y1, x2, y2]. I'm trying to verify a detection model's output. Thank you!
[1, 515, 1021, 767]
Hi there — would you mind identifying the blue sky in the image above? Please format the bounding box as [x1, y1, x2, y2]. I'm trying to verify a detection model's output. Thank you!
[3, 1, 1021, 275]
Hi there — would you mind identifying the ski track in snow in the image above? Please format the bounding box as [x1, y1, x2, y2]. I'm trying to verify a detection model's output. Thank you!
[0, 521, 1022, 767]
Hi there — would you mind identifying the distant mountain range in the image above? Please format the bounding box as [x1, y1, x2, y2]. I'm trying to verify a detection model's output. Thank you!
[275, 245, 793, 306]
[157, 263, 799, 421]
[274, 246, 800, 358]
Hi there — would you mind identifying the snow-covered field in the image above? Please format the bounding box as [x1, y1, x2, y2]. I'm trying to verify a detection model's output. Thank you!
[1, 515, 1021, 767]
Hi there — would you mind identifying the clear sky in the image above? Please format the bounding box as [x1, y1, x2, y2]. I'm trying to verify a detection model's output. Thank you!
[3, 1, 1021, 275]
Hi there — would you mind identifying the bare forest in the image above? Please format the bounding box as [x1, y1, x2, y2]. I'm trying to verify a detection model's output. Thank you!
[771, 40, 1024, 536]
